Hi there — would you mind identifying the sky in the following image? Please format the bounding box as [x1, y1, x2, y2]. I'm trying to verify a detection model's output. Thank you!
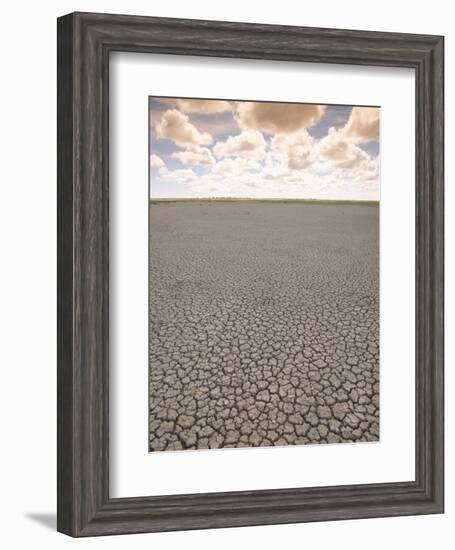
[149, 97, 380, 200]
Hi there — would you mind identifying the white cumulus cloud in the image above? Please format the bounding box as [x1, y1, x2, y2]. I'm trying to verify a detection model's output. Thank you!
[213, 130, 267, 160]
[343, 107, 380, 143]
[149, 154, 165, 168]
[155, 109, 212, 147]
[270, 131, 316, 171]
[172, 146, 215, 166]
[235, 102, 326, 134]
[175, 98, 233, 114]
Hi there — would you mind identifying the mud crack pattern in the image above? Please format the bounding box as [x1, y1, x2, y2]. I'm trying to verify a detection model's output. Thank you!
[149, 202, 379, 451]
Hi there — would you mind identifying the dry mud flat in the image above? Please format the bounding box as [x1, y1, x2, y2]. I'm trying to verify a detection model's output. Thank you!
[149, 201, 379, 451]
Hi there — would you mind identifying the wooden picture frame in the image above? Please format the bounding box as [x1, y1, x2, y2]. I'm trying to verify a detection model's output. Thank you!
[57, 12, 444, 536]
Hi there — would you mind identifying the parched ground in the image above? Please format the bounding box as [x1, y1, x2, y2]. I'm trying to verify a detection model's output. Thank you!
[149, 201, 379, 451]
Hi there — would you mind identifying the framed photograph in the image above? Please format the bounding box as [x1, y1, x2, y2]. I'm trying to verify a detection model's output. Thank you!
[57, 12, 444, 536]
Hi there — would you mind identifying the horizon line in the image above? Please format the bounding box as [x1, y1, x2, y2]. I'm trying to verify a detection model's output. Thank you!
[149, 197, 379, 204]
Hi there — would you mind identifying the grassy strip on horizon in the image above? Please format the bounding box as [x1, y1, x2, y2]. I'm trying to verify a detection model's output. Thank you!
[149, 197, 379, 206]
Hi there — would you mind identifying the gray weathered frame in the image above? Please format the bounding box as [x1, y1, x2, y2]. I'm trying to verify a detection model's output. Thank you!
[57, 11, 444, 537]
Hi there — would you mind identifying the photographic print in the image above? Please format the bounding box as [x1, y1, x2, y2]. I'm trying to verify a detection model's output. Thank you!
[149, 97, 380, 452]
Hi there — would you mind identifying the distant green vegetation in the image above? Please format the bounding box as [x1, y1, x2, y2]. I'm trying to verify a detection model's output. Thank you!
[150, 197, 379, 206]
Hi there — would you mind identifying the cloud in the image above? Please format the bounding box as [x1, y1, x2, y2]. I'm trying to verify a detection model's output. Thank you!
[343, 107, 380, 143]
[175, 98, 232, 114]
[270, 131, 315, 170]
[235, 102, 326, 134]
[185, 164, 379, 201]
[159, 167, 197, 184]
[187, 117, 240, 138]
[316, 127, 380, 189]
[213, 130, 267, 159]
[155, 109, 212, 147]
[149, 154, 165, 168]
[210, 157, 261, 177]
[352, 156, 380, 183]
[150, 102, 380, 200]
[172, 146, 215, 166]
[155, 155, 379, 200]
[318, 128, 370, 170]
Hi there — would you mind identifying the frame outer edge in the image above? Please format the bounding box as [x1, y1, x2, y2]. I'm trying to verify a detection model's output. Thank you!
[430, 35, 444, 512]
[416, 35, 444, 510]
[57, 13, 77, 536]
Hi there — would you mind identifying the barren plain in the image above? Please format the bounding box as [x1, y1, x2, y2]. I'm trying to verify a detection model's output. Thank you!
[149, 201, 379, 451]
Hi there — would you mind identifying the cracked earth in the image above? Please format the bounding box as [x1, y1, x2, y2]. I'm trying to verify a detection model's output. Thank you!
[149, 202, 379, 451]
